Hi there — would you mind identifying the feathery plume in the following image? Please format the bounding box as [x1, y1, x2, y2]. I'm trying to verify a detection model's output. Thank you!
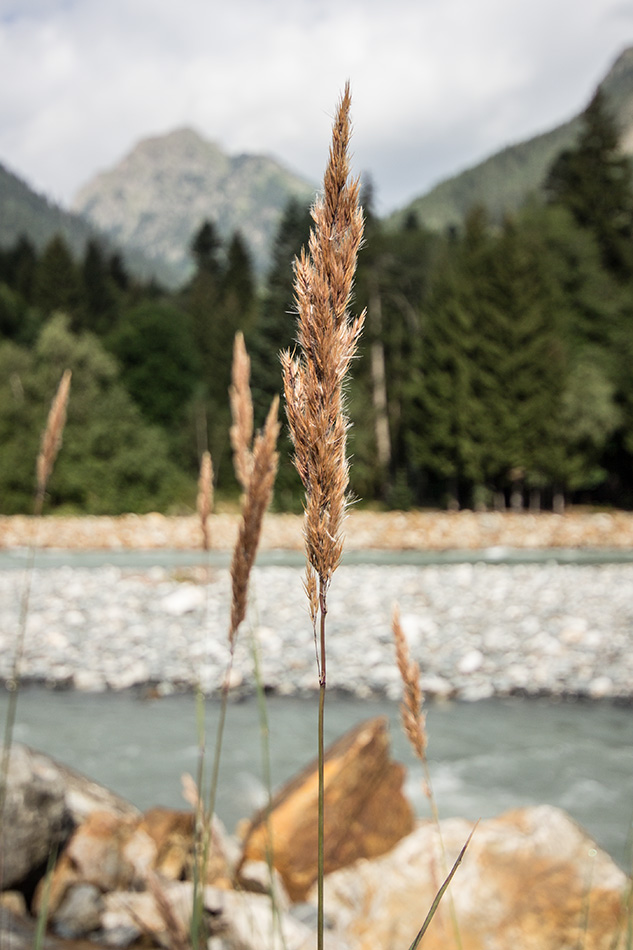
[281, 81, 365, 629]
[197, 451, 214, 552]
[393, 604, 428, 763]
[280, 86, 364, 950]
[229, 331, 254, 493]
[36, 369, 72, 507]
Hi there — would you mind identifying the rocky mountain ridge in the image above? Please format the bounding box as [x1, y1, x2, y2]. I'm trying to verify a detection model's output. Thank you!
[72, 127, 315, 286]
[3, 46, 633, 287]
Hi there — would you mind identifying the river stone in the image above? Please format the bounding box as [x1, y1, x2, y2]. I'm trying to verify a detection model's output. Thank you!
[0, 905, 71, 950]
[100, 880, 344, 950]
[239, 716, 415, 902]
[52, 883, 103, 939]
[318, 804, 629, 950]
[1, 742, 140, 894]
[0, 744, 68, 889]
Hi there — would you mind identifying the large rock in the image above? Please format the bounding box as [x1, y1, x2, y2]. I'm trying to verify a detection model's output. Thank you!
[0, 745, 68, 890]
[41, 806, 234, 933]
[319, 805, 630, 950]
[239, 717, 415, 901]
[0, 743, 139, 892]
[102, 880, 347, 950]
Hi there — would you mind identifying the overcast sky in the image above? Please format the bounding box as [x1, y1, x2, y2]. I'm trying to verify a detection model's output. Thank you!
[1, 0, 632, 216]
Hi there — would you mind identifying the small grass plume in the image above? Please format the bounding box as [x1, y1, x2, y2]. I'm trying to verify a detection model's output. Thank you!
[35, 368, 72, 516]
[393, 604, 428, 765]
[281, 82, 364, 950]
[229, 330, 254, 494]
[196, 451, 214, 552]
[207, 331, 279, 818]
[228, 363, 279, 643]
[393, 603, 467, 949]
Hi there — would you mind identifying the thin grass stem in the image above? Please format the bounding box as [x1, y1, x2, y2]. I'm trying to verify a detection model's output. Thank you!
[406, 822, 478, 950]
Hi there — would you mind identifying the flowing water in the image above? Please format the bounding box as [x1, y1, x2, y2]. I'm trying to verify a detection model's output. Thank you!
[3, 687, 632, 869]
[2, 547, 632, 870]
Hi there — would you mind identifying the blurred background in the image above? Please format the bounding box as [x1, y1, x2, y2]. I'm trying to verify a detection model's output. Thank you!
[1, 1, 633, 515]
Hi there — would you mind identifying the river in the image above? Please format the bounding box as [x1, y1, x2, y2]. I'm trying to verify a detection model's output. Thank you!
[1, 546, 632, 872]
[3, 686, 632, 870]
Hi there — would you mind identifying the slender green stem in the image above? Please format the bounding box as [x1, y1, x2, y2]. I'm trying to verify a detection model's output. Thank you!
[407, 821, 478, 950]
[190, 685, 207, 950]
[317, 680, 325, 950]
[251, 626, 287, 950]
[33, 844, 57, 950]
[207, 650, 234, 824]
[0, 514, 40, 826]
[317, 584, 327, 950]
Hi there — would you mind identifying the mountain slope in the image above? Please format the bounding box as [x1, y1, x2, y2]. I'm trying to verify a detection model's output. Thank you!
[72, 128, 315, 286]
[391, 46, 633, 231]
[0, 161, 98, 258]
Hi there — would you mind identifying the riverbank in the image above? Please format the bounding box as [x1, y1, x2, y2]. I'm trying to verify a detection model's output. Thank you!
[2, 508, 633, 552]
[1, 558, 632, 702]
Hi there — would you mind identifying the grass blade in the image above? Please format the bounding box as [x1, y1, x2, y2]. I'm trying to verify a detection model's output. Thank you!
[407, 820, 478, 950]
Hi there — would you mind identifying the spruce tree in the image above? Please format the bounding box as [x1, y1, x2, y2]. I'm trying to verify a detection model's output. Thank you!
[546, 89, 633, 277]
[109, 300, 200, 431]
[33, 234, 82, 326]
[80, 239, 119, 335]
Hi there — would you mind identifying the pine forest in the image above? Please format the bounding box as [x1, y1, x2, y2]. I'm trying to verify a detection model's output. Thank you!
[2, 91, 633, 515]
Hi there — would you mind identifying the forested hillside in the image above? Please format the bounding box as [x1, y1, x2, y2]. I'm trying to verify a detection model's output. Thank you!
[391, 46, 633, 232]
[1, 91, 633, 514]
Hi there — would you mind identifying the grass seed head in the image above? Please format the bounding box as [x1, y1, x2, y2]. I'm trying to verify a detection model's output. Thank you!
[281, 82, 365, 591]
[36, 369, 72, 504]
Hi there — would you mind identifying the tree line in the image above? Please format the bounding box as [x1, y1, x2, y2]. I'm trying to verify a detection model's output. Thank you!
[1, 89, 633, 514]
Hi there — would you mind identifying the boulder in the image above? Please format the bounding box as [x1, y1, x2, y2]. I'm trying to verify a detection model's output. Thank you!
[41, 805, 235, 932]
[239, 717, 415, 901]
[0, 743, 139, 892]
[318, 804, 631, 950]
[0, 745, 69, 889]
[102, 881, 346, 950]
[0, 905, 83, 950]
[43, 810, 141, 918]
[137, 806, 233, 885]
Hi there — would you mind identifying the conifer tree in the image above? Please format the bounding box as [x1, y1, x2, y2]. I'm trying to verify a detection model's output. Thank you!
[351, 210, 434, 503]
[109, 300, 200, 430]
[546, 89, 633, 277]
[33, 234, 82, 326]
[80, 239, 119, 335]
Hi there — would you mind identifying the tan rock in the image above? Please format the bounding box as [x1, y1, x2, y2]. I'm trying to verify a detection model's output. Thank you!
[319, 804, 630, 950]
[140, 806, 234, 885]
[43, 810, 140, 915]
[42, 803, 234, 928]
[239, 717, 415, 902]
[102, 881, 334, 950]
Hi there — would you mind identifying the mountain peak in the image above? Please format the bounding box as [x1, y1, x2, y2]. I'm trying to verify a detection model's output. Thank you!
[72, 129, 315, 285]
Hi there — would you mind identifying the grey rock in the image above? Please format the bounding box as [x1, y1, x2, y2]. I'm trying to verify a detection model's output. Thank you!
[0, 744, 68, 888]
[52, 883, 103, 938]
[0, 743, 139, 891]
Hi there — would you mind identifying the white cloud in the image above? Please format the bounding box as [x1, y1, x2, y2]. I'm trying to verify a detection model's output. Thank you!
[0, 0, 632, 213]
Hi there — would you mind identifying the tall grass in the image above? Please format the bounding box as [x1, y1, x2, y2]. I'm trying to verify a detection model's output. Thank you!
[0, 369, 71, 828]
[281, 81, 365, 950]
[184, 332, 280, 948]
